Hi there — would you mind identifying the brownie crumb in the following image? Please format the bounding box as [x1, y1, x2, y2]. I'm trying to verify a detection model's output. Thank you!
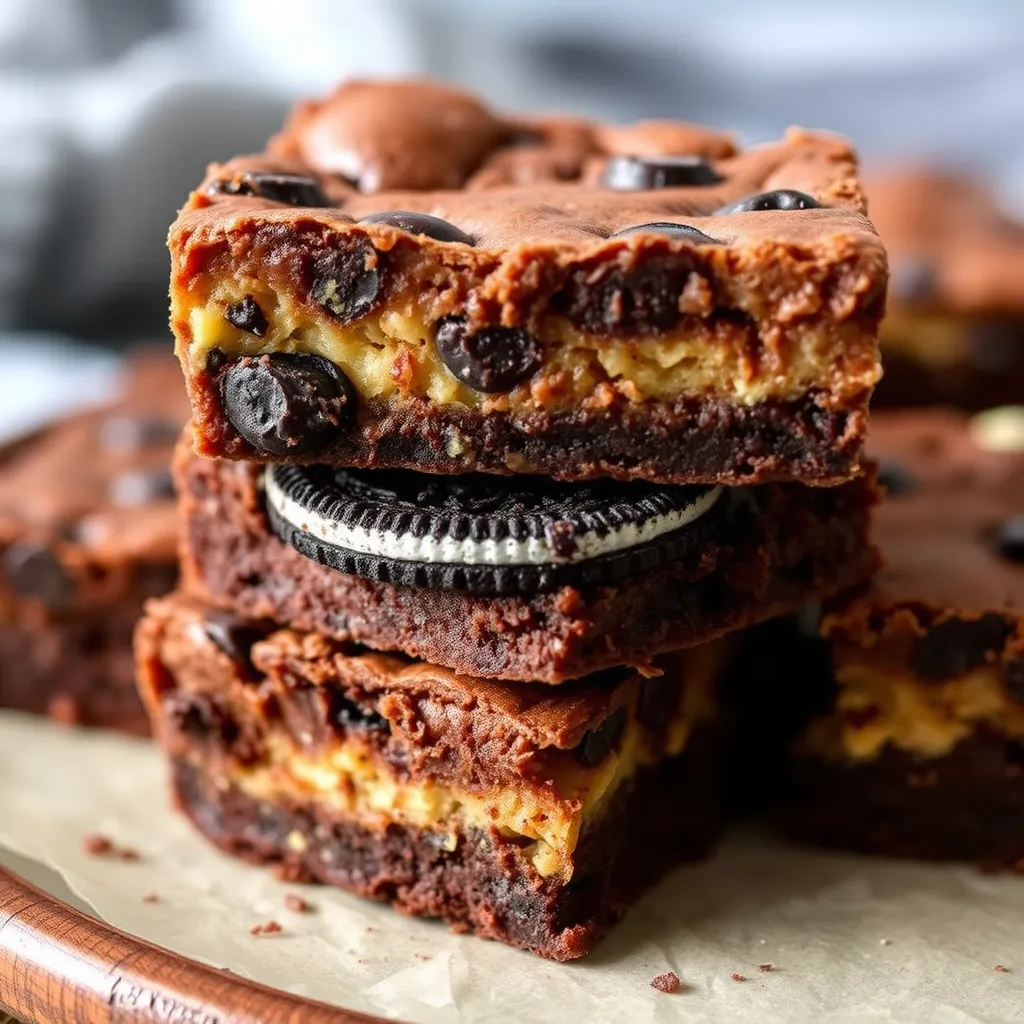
[414, 954, 430, 962]
[141, 893, 160, 904]
[757, 963, 774, 973]
[650, 971, 683, 993]
[995, 964, 1010, 973]
[272, 861, 314, 884]
[82, 833, 113, 856]
[284, 893, 313, 913]
[731, 973, 746, 982]
[250, 920, 283, 937]
[118, 847, 140, 862]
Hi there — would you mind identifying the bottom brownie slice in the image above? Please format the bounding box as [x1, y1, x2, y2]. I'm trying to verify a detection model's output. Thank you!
[137, 592, 735, 959]
[775, 409, 1024, 863]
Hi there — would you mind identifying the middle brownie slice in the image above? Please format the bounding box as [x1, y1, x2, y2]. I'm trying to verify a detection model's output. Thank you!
[175, 425, 878, 683]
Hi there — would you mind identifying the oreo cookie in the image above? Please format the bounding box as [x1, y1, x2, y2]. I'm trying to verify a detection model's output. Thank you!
[264, 465, 724, 596]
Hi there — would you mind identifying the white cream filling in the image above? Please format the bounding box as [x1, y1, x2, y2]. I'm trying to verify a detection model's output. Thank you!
[265, 468, 723, 567]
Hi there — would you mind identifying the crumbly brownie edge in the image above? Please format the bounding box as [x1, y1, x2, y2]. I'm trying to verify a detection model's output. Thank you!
[168, 727, 727, 961]
[782, 731, 1024, 864]
[189, 379, 870, 485]
[176, 445, 879, 681]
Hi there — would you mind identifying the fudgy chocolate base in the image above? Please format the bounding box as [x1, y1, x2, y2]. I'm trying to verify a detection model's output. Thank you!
[783, 731, 1024, 864]
[176, 437, 879, 682]
[170, 728, 726, 961]
[191, 381, 867, 486]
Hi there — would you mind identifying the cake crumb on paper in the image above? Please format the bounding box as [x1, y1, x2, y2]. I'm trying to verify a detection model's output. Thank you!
[995, 964, 1010, 973]
[650, 971, 683, 993]
[731, 973, 746, 982]
[141, 892, 160, 904]
[284, 893, 313, 913]
[758, 963, 774, 973]
[250, 920, 283, 937]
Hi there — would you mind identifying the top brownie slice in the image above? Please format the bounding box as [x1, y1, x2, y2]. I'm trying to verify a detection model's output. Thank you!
[169, 79, 886, 484]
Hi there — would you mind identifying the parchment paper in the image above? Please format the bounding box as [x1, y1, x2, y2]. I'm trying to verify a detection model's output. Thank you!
[2, 711, 1023, 1024]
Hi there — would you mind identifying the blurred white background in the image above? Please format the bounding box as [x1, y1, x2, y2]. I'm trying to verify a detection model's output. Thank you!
[0, 0, 1022, 430]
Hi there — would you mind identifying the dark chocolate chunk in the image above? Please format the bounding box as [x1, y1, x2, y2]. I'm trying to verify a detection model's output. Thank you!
[98, 415, 180, 453]
[553, 259, 693, 334]
[638, 676, 679, 731]
[109, 468, 175, 506]
[1, 542, 74, 612]
[602, 155, 721, 190]
[203, 609, 273, 681]
[264, 464, 721, 596]
[993, 516, 1024, 563]
[572, 706, 627, 767]
[310, 242, 385, 324]
[611, 222, 718, 244]
[360, 210, 474, 245]
[166, 692, 239, 745]
[225, 296, 269, 338]
[718, 189, 821, 214]
[211, 172, 330, 208]
[435, 317, 543, 393]
[877, 461, 917, 497]
[220, 353, 357, 455]
[914, 614, 1013, 680]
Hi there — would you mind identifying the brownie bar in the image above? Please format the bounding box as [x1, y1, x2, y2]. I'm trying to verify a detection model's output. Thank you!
[174, 427, 880, 683]
[868, 169, 1024, 409]
[777, 408, 1024, 862]
[137, 592, 732, 959]
[0, 351, 186, 734]
[170, 79, 885, 484]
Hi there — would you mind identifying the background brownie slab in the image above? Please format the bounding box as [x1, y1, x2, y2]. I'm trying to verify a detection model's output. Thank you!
[868, 169, 1024, 409]
[0, 351, 186, 734]
[174, 429, 879, 683]
[137, 592, 732, 959]
[778, 408, 1024, 862]
[170, 79, 885, 484]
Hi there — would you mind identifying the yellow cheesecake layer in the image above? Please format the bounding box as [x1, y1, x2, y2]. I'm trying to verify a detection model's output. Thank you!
[181, 279, 872, 413]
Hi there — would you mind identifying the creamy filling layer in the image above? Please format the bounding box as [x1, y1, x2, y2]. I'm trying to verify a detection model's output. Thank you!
[800, 661, 1024, 761]
[182, 282, 869, 412]
[217, 650, 720, 881]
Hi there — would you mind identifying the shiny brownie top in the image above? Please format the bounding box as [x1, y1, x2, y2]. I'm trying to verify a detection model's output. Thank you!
[174, 78, 884, 272]
[869, 168, 1024, 315]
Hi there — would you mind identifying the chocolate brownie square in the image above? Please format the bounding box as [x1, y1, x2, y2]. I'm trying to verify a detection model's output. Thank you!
[0, 350, 186, 733]
[169, 79, 885, 485]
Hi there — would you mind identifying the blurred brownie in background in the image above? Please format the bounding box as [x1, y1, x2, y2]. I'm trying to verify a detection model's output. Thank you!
[0, 349, 186, 734]
[869, 169, 1024, 408]
[778, 407, 1024, 863]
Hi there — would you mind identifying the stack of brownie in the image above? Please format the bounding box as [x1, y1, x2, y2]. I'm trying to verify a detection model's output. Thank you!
[136, 80, 885, 959]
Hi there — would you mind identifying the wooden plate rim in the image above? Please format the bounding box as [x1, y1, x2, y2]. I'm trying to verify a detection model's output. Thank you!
[0, 863, 400, 1023]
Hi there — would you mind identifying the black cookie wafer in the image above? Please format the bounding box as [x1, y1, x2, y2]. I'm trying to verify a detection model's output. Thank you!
[263, 465, 724, 596]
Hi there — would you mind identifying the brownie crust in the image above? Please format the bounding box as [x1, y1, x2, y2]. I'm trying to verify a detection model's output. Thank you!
[175, 432, 879, 683]
[171, 729, 725, 961]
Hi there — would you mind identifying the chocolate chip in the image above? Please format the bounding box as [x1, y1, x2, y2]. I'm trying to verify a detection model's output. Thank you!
[98, 415, 180, 453]
[435, 317, 543, 393]
[109, 468, 175, 506]
[993, 516, 1024, 563]
[877, 461, 917, 497]
[555, 259, 692, 334]
[638, 677, 678, 731]
[1, 543, 74, 612]
[310, 242, 385, 324]
[610, 222, 718, 244]
[913, 614, 1013, 679]
[544, 521, 577, 558]
[717, 189, 821, 214]
[221, 353, 357, 455]
[1004, 658, 1024, 705]
[225, 296, 269, 338]
[602, 155, 721, 190]
[203, 610, 272, 681]
[211, 172, 330, 207]
[359, 211, 474, 245]
[572, 706, 627, 768]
